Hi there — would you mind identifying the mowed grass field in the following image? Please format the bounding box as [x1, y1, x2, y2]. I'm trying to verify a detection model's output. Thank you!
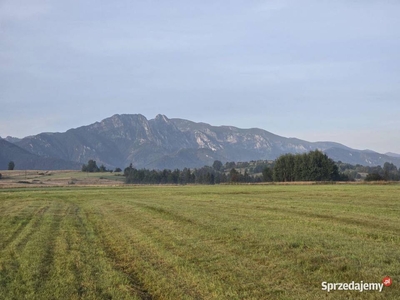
[0, 185, 399, 299]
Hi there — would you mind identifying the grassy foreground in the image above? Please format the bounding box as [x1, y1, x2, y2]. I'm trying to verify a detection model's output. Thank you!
[0, 185, 399, 299]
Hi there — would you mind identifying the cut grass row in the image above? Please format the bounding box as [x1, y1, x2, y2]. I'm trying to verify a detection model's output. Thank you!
[0, 185, 399, 299]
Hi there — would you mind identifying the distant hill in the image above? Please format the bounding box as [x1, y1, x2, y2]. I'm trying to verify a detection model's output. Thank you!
[385, 152, 400, 158]
[4, 114, 399, 170]
[3, 136, 21, 143]
[0, 139, 81, 170]
[325, 148, 400, 167]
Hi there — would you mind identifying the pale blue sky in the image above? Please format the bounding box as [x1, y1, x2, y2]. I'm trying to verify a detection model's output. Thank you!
[1, 0, 399, 153]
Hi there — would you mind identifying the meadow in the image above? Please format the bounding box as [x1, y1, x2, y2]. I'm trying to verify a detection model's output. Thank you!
[0, 184, 399, 299]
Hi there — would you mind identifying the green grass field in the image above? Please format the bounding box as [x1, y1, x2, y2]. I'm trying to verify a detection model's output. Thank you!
[0, 185, 399, 299]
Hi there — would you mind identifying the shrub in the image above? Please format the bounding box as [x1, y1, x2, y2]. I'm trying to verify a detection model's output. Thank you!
[365, 173, 383, 181]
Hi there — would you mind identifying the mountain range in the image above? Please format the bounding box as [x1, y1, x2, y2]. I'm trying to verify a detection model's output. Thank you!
[1, 114, 400, 170]
[0, 139, 81, 170]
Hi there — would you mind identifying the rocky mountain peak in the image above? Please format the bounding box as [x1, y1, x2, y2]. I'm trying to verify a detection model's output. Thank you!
[4, 113, 400, 170]
[155, 114, 170, 123]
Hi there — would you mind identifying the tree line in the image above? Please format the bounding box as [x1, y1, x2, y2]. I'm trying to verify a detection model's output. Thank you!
[123, 164, 263, 184]
[123, 151, 348, 184]
[81, 160, 121, 173]
[337, 161, 400, 181]
[79, 150, 400, 185]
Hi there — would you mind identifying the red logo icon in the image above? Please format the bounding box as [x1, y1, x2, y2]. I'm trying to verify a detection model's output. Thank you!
[383, 276, 392, 287]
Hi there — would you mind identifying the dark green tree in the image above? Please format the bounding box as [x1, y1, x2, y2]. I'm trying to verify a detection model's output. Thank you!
[273, 154, 295, 182]
[210, 173, 215, 184]
[8, 161, 15, 170]
[273, 151, 340, 182]
[262, 167, 273, 182]
[365, 173, 383, 181]
[82, 160, 100, 172]
[212, 160, 223, 171]
[243, 170, 251, 182]
[383, 162, 399, 181]
[124, 163, 134, 176]
[308, 150, 339, 181]
[229, 168, 240, 182]
[180, 168, 192, 184]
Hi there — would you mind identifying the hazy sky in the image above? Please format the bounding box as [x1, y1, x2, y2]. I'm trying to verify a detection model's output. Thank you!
[1, 0, 399, 153]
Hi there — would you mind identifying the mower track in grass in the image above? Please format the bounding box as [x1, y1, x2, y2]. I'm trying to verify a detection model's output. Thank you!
[0, 185, 399, 299]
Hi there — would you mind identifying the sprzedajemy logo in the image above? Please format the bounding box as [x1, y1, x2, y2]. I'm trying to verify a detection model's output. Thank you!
[321, 276, 392, 293]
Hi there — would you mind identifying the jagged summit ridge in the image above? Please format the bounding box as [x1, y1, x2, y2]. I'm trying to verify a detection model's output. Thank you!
[3, 114, 400, 170]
